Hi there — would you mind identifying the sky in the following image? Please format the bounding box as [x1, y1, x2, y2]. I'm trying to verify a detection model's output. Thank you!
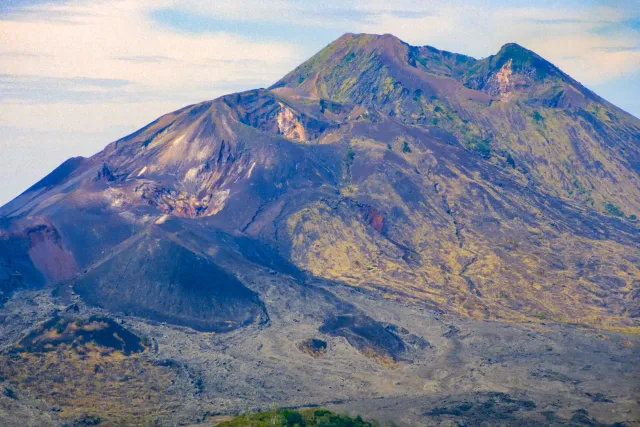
[1, 0, 639, 206]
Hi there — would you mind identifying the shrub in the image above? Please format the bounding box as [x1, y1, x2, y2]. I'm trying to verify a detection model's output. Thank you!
[604, 202, 624, 217]
[467, 138, 491, 158]
[54, 322, 66, 334]
[217, 408, 378, 427]
[532, 111, 544, 122]
[282, 409, 305, 426]
[505, 153, 516, 168]
[3, 387, 17, 400]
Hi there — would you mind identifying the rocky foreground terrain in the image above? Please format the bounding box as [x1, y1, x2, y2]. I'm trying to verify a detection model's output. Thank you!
[0, 33, 639, 426]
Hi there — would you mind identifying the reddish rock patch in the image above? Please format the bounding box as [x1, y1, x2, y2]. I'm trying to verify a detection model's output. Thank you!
[26, 224, 76, 284]
[365, 207, 384, 233]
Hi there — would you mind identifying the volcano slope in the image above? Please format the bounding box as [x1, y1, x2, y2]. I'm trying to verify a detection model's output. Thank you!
[0, 33, 639, 426]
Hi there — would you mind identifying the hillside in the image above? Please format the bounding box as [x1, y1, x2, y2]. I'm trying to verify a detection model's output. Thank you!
[0, 33, 639, 426]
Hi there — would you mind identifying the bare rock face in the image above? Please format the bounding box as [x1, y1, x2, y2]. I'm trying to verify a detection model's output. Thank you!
[276, 102, 308, 141]
[0, 219, 76, 305]
[477, 58, 538, 101]
[1, 32, 640, 426]
[464, 43, 556, 100]
[24, 224, 76, 285]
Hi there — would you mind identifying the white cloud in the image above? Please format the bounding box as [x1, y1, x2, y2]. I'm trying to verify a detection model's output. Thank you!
[349, 3, 640, 84]
[147, 1, 640, 84]
[0, 100, 184, 133]
[0, 0, 299, 88]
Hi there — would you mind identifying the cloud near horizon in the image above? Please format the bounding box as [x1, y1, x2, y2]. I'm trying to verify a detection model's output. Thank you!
[1, 0, 639, 205]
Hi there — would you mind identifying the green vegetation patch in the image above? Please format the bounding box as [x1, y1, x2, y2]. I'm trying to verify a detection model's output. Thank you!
[466, 137, 492, 158]
[532, 111, 544, 122]
[402, 141, 412, 153]
[217, 408, 380, 427]
[604, 202, 625, 217]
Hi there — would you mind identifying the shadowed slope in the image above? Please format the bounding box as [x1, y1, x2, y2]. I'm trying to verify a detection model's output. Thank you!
[71, 228, 268, 332]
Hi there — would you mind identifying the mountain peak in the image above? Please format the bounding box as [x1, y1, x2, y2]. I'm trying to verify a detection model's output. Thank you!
[270, 32, 413, 102]
[336, 32, 403, 44]
[271, 33, 478, 103]
[498, 42, 529, 53]
[328, 32, 407, 58]
[485, 42, 560, 79]
[459, 40, 592, 103]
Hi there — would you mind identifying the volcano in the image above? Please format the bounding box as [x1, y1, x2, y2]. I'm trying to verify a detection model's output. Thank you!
[1, 33, 639, 426]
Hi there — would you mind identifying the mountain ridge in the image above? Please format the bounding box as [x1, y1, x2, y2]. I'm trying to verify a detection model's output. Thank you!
[1, 32, 640, 427]
[1, 33, 639, 334]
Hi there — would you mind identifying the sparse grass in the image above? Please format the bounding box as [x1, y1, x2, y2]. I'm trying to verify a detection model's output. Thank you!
[0, 319, 185, 425]
[0, 345, 180, 425]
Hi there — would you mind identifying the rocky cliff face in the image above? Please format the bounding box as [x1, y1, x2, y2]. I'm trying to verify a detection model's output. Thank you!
[1, 32, 639, 426]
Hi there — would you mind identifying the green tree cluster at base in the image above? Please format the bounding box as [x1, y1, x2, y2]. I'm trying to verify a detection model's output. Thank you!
[217, 408, 387, 427]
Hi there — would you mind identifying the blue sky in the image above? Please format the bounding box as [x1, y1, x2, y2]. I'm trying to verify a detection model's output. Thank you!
[1, 0, 639, 205]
